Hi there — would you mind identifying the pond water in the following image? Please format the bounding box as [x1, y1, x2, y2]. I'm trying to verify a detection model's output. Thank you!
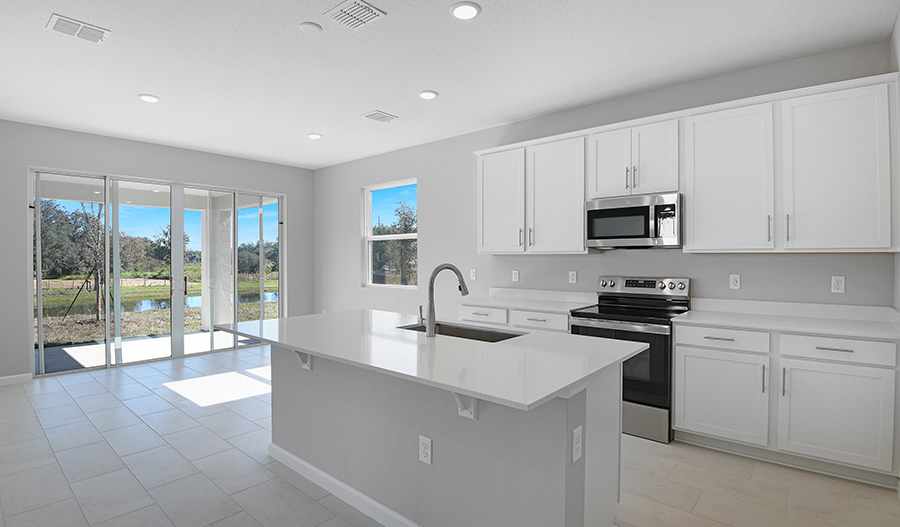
[40, 292, 278, 318]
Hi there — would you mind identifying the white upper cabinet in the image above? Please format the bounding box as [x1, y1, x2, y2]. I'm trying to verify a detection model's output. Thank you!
[782, 84, 892, 250]
[684, 104, 775, 251]
[478, 148, 525, 253]
[477, 137, 585, 254]
[587, 119, 678, 199]
[527, 137, 585, 253]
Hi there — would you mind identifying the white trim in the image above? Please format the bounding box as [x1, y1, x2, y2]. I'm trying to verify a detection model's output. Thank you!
[269, 443, 423, 527]
[474, 72, 900, 156]
[0, 373, 33, 386]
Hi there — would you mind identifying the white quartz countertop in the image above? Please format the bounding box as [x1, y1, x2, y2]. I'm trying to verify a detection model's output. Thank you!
[674, 310, 900, 341]
[217, 309, 646, 411]
[461, 295, 594, 315]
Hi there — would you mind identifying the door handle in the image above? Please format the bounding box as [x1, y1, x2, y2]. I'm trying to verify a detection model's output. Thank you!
[169, 276, 173, 297]
[703, 336, 735, 342]
[632, 166, 638, 188]
[782, 367, 786, 396]
[526, 317, 547, 322]
[625, 167, 630, 189]
[815, 346, 854, 353]
[761, 364, 766, 394]
[767, 215, 772, 242]
[529, 227, 534, 246]
[183, 276, 188, 294]
[518, 228, 523, 247]
[786, 214, 791, 241]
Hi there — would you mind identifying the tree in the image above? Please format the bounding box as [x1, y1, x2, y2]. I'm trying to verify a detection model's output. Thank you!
[370, 198, 417, 285]
[150, 225, 189, 268]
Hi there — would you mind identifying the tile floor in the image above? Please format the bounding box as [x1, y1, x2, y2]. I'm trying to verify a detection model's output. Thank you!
[0, 345, 382, 527]
[614, 433, 900, 527]
[2, 345, 899, 527]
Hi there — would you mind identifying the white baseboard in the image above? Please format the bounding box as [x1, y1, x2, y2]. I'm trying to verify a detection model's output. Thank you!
[269, 443, 422, 527]
[0, 373, 32, 386]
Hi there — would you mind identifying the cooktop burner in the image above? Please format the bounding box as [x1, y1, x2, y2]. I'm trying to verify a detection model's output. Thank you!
[570, 276, 691, 323]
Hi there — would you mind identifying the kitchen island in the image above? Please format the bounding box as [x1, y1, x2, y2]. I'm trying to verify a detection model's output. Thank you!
[218, 309, 647, 527]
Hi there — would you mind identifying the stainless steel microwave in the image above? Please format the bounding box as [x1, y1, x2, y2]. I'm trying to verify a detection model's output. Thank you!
[585, 193, 681, 249]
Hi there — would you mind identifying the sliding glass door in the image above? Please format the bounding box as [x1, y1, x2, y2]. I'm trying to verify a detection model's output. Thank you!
[33, 173, 282, 375]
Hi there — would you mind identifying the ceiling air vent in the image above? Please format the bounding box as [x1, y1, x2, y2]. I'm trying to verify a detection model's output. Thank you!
[325, 0, 385, 30]
[47, 14, 110, 43]
[363, 110, 398, 123]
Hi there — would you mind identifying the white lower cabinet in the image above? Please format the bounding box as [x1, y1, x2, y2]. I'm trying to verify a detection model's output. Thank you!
[778, 358, 895, 471]
[675, 346, 769, 446]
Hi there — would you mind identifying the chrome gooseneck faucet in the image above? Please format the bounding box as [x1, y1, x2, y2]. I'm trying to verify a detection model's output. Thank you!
[426, 263, 469, 337]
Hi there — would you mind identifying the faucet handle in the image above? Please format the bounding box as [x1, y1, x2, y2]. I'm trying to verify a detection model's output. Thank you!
[419, 305, 425, 325]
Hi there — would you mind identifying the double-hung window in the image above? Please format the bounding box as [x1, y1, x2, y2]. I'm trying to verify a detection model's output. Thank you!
[363, 180, 417, 287]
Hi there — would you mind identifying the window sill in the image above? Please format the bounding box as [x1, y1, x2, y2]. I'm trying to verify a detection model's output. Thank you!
[364, 283, 418, 290]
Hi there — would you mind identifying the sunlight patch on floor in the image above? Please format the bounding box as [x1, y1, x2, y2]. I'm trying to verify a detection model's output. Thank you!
[164, 371, 271, 406]
[245, 366, 271, 380]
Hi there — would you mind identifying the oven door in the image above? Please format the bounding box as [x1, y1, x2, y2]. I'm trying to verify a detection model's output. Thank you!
[570, 318, 671, 409]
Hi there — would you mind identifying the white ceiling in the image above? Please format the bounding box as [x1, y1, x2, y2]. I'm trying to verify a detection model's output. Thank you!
[2, 0, 899, 170]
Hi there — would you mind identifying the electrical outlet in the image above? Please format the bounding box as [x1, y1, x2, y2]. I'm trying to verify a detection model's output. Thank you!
[729, 274, 741, 290]
[572, 425, 583, 463]
[419, 435, 432, 465]
[831, 275, 846, 294]
[512, 269, 519, 282]
[568, 271, 577, 284]
[469, 268, 476, 280]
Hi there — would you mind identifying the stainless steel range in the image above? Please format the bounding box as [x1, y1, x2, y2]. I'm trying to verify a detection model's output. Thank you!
[569, 276, 690, 443]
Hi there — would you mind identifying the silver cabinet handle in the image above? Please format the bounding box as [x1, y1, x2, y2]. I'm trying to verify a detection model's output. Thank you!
[529, 227, 534, 246]
[762, 364, 766, 393]
[471, 312, 490, 316]
[518, 228, 523, 247]
[704, 336, 735, 342]
[526, 317, 547, 322]
[782, 367, 786, 396]
[632, 166, 638, 188]
[786, 214, 791, 241]
[767, 215, 772, 242]
[625, 167, 630, 189]
[815, 346, 854, 353]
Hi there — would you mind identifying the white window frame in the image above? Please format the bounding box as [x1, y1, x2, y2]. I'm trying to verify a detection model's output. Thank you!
[362, 178, 417, 289]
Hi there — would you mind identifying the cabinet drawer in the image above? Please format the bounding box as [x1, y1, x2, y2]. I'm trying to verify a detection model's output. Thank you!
[459, 305, 507, 325]
[676, 325, 769, 353]
[780, 334, 896, 367]
[508, 310, 568, 332]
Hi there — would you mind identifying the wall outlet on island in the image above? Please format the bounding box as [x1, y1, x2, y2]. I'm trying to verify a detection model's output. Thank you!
[831, 275, 846, 294]
[729, 274, 741, 290]
[419, 435, 432, 465]
[572, 425, 583, 463]
[512, 269, 519, 282]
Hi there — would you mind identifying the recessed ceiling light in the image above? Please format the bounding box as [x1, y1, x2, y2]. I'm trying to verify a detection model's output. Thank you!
[419, 90, 439, 100]
[450, 2, 480, 20]
[308, 133, 323, 140]
[299, 22, 323, 34]
[125, 201, 132, 204]
[93, 191, 101, 194]
[153, 190, 160, 193]
[138, 93, 160, 103]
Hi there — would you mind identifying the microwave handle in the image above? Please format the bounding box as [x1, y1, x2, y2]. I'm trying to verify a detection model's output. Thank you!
[648, 206, 656, 239]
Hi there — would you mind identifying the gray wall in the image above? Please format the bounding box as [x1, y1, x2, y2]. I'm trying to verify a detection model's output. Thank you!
[0, 119, 315, 379]
[314, 41, 895, 318]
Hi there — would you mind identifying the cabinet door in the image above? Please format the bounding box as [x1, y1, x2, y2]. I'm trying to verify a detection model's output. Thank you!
[778, 358, 895, 471]
[684, 104, 774, 251]
[674, 346, 769, 446]
[478, 149, 525, 253]
[631, 119, 679, 195]
[527, 137, 586, 253]
[782, 84, 891, 250]
[587, 128, 631, 198]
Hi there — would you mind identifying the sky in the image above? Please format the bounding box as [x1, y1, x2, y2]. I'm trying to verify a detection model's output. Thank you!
[371, 183, 417, 229]
[52, 199, 278, 251]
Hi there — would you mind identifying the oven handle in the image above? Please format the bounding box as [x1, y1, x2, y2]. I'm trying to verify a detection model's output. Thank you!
[569, 317, 670, 336]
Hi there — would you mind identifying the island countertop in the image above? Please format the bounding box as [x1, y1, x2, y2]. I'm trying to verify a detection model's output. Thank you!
[217, 309, 646, 411]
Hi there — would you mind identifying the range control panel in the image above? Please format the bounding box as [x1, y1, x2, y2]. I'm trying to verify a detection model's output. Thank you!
[597, 276, 690, 297]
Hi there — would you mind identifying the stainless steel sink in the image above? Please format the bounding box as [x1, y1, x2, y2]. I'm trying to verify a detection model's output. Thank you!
[398, 322, 523, 343]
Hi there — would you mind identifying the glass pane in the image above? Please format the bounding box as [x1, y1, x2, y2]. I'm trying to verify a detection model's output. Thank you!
[111, 181, 172, 364]
[370, 239, 418, 286]
[262, 197, 279, 320]
[35, 173, 107, 374]
[237, 194, 261, 323]
[370, 183, 417, 235]
[183, 189, 235, 355]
